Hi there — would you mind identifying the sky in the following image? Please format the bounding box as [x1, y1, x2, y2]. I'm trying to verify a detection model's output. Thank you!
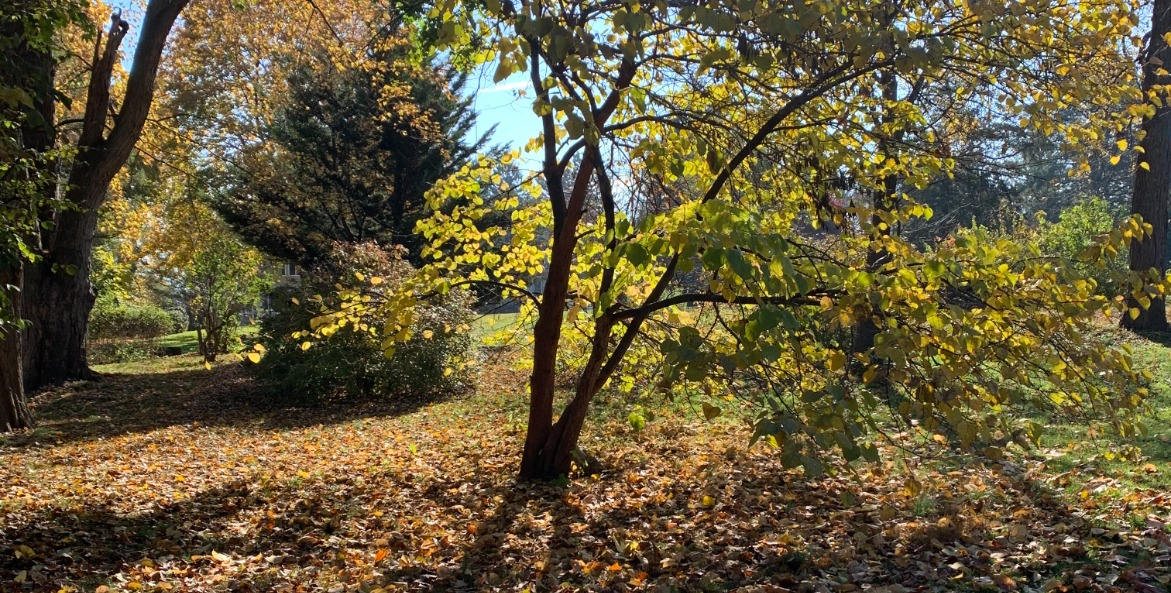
[462, 66, 544, 169]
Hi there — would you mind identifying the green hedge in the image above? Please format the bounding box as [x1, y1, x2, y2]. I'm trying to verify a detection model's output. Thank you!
[89, 298, 183, 363]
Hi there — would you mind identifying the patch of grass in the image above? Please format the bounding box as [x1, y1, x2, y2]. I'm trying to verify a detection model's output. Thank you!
[470, 312, 525, 344]
[157, 325, 260, 354]
[1034, 330, 1171, 492]
[93, 353, 219, 375]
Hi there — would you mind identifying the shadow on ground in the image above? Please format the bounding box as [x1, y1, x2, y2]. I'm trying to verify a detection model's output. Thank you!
[4, 443, 1168, 592]
[4, 358, 460, 449]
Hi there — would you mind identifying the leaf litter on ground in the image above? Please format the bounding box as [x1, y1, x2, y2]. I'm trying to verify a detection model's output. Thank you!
[0, 356, 1169, 592]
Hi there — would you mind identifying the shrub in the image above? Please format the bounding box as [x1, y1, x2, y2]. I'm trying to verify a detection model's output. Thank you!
[89, 297, 182, 363]
[1039, 196, 1128, 298]
[255, 243, 475, 401]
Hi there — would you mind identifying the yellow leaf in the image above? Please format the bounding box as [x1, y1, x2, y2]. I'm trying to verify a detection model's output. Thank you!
[1110, 154, 1121, 166]
[203, 361, 212, 371]
[701, 495, 715, 507]
[444, 367, 454, 377]
[370, 276, 384, 285]
[1140, 161, 1151, 171]
[247, 352, 261, 364]
[1117, 139, 1128, 151]
[301, 341, 312, 351]
[211, 550, 230, 563]
[422, 329, 434, 339]
[828, 351, 846, 372]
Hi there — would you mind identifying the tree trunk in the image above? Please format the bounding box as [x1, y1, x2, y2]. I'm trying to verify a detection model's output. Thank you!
[518, 230, 580, 479]
[854, 68, 901, 356]
[22, 186, 103, 388]
[0, 265, 32, 432]
[3, 2, 57, 403]
[21, 1, 190, 390]
[1123, 0, 1171, 332]
[522, 317, 615, 479]
[518, 156, 599, 481]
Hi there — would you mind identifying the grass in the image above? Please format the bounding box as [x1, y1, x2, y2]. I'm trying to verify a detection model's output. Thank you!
[157, 325, 260, 354]
[471, 311, 523, 340]
[1032, 329, 1171, 494]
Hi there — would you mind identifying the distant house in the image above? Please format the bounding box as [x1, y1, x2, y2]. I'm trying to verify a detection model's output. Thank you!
[247, 261, 303, 322]
[277, 262, 302, 286]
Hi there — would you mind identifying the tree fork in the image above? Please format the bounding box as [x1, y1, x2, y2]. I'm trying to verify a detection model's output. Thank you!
[22, 0, 190, 389]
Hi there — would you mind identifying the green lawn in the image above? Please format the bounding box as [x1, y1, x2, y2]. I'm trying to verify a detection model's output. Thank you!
[157, 315, 512, 357]
[1035, 329, 1171, 495]
[471, 311, 523, 340]
[157, 325, 260, 354]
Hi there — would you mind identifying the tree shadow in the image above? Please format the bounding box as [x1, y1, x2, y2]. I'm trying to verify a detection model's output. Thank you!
[1132, 329, 1171, 348]
[6, 360, 463, 449]
[3, 439, 1168, 592]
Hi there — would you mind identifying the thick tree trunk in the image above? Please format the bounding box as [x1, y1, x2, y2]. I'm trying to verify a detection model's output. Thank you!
[22, 182, 104, 389]
[0, 266, 32, 432]
[21, 1, 190, 390]
[1124, 0, 1171, 332]
[3, 3, 56, 404]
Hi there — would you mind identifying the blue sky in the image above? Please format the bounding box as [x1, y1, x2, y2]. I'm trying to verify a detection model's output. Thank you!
[463, 66, 543, 169]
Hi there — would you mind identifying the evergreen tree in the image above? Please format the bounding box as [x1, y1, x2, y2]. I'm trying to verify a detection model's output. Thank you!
[212, 31, 491, 269]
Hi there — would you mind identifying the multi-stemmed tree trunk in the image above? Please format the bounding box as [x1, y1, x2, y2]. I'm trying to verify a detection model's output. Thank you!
[22, 0, 190, 391]
[1123, 0, 1171, 332]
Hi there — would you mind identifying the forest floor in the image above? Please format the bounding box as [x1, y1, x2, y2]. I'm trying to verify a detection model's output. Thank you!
[2, 333, 1171, 592]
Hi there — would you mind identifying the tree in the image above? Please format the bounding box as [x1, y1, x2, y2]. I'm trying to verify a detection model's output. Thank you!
[20, 0, 189, 391]
[186, 231, 269, 364]
[311, 0, 1154, 480]
[148, 200, 270, 364]
[1123, 0, 1171, 331]
[210, 31, 489, 267]
[0, 0, 89, 429]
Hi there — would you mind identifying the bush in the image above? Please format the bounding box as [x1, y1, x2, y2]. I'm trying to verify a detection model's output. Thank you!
[89, 298, 183, 363]
[1038, 196, 1128, 298]
[255, 243, 475, 401]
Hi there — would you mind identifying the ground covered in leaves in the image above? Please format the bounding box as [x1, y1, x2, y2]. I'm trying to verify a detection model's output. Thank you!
[2, 354, 1171, 592]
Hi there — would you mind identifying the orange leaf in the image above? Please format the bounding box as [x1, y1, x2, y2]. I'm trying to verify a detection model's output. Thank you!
[607, 562, 622, 572]
[374, 549, 389, 563]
